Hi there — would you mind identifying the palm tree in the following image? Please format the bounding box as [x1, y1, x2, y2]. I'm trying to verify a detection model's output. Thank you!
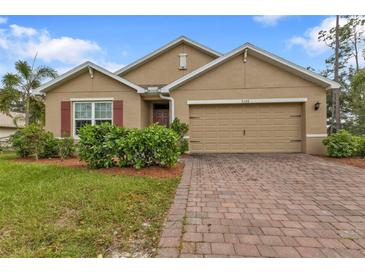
[1, 56, 57, 125]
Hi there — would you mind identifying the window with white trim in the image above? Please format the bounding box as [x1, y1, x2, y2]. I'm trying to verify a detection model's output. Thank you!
[74, 101, 112, 136]
[179, 53, 188, 70]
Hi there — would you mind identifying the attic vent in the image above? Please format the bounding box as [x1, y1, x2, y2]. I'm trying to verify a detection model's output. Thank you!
[147, 86, 160, 93]
[179, 53, 188, 70]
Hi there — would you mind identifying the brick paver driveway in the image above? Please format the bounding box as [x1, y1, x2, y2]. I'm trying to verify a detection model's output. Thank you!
[158, 154, 365, 257]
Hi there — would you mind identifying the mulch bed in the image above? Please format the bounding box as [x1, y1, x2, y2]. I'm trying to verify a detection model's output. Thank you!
[13, 157, 184, 179]
[317, 156, 365, 170]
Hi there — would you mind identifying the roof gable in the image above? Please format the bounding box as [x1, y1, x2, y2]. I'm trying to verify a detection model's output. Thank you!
[34, 62, 145, 94]
[162, 43, 340, 92]
[114, 36, 222, 76]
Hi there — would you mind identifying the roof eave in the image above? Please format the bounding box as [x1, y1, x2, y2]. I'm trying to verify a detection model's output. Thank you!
[34, 61, 144, 94]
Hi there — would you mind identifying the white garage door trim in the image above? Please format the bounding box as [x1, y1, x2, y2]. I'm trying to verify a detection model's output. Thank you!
[187, 98, 307, 105]
[306, 134, 327, 138]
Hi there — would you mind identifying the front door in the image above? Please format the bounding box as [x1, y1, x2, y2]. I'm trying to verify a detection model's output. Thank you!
[153, 109, 169, 126]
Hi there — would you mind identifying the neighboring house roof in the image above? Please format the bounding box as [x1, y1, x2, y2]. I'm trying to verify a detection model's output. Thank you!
[34, 61, 145, 94]
[161, 43, 341, 93]
[114, 36, 222, 76]
[0, 112, 25, 128]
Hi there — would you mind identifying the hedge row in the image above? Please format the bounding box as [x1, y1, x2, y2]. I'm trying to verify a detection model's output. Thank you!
[9, 119, 188, 169]
[323, 130, 365, 158]
[77, 123, 181, 169]
[10, 124, 75, 160]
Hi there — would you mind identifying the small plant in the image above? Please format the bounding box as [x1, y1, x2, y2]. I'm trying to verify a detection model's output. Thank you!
[58, 137, 75, 160]
[10, 124, 58, 160]
[170, 118, 189, 153]
[39, 132, 59, 159]
[0, 138, 11, 153]
[323, 130, 358, 158]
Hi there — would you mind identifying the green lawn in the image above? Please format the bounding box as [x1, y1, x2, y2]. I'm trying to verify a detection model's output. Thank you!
[0, 153, 179, 257]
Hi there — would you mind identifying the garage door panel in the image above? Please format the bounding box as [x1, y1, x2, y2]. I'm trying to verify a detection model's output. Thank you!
[189, 103, 303, 153]
[217, 144, 231, 151]
[190, 119, 205, 127]
[218, 119, 233, 126]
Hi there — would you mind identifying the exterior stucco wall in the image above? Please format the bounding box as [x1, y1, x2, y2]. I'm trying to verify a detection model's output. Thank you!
[141, 100, 152, 128]
[306, 137, 327, 155]
[171, 53, 328, 155]
[121, 42, 216, 86]
[44, 70, 143, 137]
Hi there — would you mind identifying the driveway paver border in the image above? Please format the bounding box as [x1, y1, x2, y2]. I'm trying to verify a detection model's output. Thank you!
[158, 157, 193, 257]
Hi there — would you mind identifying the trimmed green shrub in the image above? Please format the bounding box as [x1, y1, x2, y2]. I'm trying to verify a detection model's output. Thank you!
[116, 124, 180, 169]
[39, 132, 59, 159]
[77, 122, 120, 168]
[322, 130, 359, 158]
[58, 137, 75, 160]
[10, 130, 31, 157]
[78, 123, 180, 169]
[355, 135, 365, 158]
[10, 124, 59, 160]
[170, 118, 189, 153]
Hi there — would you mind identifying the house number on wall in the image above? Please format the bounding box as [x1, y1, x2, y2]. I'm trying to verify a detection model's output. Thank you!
[242, 99, 250, 103]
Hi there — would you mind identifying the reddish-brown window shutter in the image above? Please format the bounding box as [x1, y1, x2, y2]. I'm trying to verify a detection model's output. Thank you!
[61, 101, 71, 137]
[113, 100, 123, 127]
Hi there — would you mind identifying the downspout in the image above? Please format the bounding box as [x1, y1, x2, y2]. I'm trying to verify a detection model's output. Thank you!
[159, 92, 175, 122]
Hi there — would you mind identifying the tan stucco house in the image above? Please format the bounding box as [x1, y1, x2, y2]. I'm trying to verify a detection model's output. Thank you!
[35, 36, 340, 154]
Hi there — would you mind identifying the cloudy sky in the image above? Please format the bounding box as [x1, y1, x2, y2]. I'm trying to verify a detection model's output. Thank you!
[0, 15, 362, 79]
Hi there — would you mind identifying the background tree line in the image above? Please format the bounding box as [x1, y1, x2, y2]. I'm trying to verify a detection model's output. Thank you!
[319, 15, 365, 135]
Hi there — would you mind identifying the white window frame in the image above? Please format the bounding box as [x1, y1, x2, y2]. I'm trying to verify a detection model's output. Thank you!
[73, 101, 113, 138]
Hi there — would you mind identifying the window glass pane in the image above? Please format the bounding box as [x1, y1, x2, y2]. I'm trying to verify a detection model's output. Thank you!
[75, 102, 91, 119]
[95, 103, 101, 119]
[95, 120, 112, 125]
[95, 102, 112, 119]
[75, 120, 92, 135]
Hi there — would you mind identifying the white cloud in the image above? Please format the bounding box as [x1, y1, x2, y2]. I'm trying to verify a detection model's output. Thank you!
[0, 22, 129, 80]
[0, 30, 8, 49]
[288, 16, 365, 68]
[253, 16, 286, 26]
[0, 17, 8, 24]
[0, 24, 102, 64]
[18, 32, 102, 64]
[287, 17, 348, 56]
[10, 24, 37, 37]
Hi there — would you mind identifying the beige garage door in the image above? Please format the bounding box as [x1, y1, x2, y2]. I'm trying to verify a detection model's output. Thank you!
[189, 103, 303, 153]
